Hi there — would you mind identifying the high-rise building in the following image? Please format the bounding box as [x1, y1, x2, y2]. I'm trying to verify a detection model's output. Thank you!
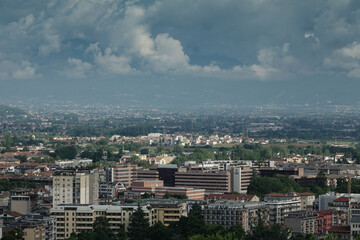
[52, 170, 99, 206]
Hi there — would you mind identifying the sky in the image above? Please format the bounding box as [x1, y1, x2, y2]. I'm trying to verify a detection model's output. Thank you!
[1, 0, 360, 108]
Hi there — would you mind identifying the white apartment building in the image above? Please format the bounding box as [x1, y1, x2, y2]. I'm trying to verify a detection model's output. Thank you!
[52, 170, 99, 206]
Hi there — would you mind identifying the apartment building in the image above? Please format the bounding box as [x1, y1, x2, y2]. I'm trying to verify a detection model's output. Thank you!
[52, 170, 99, 206]
[7, 214, 56, 240]
[264, 194, 301, 225]
[204, 201, 269, 231]
[284, 211, 318, 234]
[50, 204, 153, 240]
[350, 202, 360, 240]
[151, 202, 186, 226]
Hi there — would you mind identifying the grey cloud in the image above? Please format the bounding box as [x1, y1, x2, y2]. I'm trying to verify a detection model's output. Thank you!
[1, 0, 360, 82]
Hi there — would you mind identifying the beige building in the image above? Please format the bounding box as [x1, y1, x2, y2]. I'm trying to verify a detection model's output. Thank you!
[204, 201, 269, 232]
[108, 164, 143, 187]
[53, 170, 99, 206]
[51, 204, 153, 240]
[297, 192, 316, 210]
[23, 225, 46, 240]
[151, 202, 186, 226]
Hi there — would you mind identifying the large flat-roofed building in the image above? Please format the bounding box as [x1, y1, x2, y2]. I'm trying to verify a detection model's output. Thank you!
[107, 164, 143, 187]
[204, 201, 269, 231]
[52, 170, 99, 206]
[175, 170, 231, 194]
[50, 204, 153, 240]
[126, 180, 205, 200]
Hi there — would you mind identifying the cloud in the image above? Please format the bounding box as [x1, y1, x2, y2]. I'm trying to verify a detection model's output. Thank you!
[64, 58, 92, 79]
[324, 42, 360, 78]
[1, 0, 360, 82]
[0, 53, 40, 80]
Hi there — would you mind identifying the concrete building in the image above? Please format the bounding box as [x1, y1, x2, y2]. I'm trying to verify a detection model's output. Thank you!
[10, 195, 30, 215]
[175, 170, 231, 194]
[126, 180, 205, 200]
[284, 211, 318, 234]
[7, 214, 56, 240]
[264, 194, 301, 225]
[107, 164, 142, 187]
[52, 170, 99, 206]
[350, 202, 360, 240]
[297, 192, 316, 211]
[231, 166, 252, 194]
[151, 202, 186, 226]
[204, 201, 269, 231]
[50, 204, 153, 240]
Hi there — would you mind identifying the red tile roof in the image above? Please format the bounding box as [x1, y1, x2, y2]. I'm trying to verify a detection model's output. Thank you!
[316, 209, 334, 216]
[7, 211, 22, 217]
[333, 197, 349, 202]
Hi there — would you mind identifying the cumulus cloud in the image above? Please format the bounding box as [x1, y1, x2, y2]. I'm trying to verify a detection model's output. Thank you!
[64, 58, 92, 79]
[0, 53, 40, 80]
[324, 42, 360, 78]
[1, 0, 360, 82]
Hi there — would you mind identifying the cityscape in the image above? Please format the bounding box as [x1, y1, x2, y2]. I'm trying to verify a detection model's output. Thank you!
[2, 1, 360, 240]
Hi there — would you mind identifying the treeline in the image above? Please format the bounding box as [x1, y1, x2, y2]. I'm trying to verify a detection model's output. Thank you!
[247, 174, 330, 198]
[0, 179, 39, 191]
[65, 205, 343, 240]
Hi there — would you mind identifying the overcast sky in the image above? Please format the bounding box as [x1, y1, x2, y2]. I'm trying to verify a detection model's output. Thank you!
[1, 0, 360, 107]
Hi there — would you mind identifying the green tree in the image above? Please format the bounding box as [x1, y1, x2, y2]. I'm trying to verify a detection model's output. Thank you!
[55, 146, 77, 159]
[127, 205, 150, 240]
[1, 228, 23, 240]
[147, 222, 173, 240]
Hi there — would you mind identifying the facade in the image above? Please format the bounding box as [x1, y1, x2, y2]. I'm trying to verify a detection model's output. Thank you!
[231, 166, 252, 194]
[107, 164, 142, 187]
[297, 192, 316, 211]
[151, 202, 186, 226]
[264, 194, 301, 225]
[10, 195, 31, 215]
[204, 201, 269, 231]
[126, 180, 205, 200]
[175, 170, 231, 193]
[350, 202, 360, 240]
[328, 226, 351, 240]
[284, 211, 318, 234]
[7, 214, 56, 240]
[50, 204, 153, 240]
[316, 209, 336, 235]
[52, 170, 99, 206]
